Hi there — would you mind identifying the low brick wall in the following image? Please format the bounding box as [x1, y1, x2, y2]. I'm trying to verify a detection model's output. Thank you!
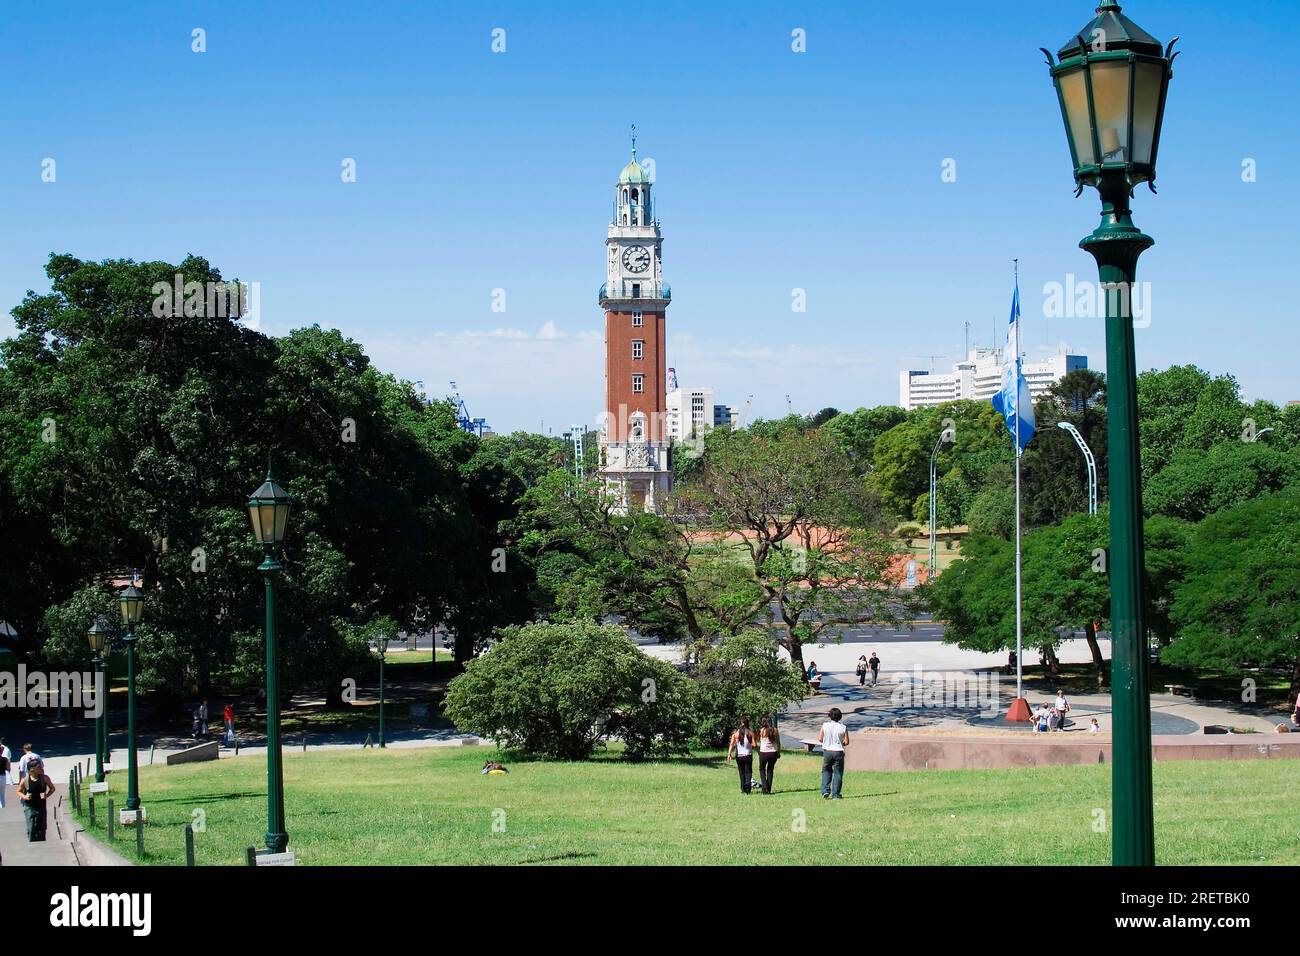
[843, 732, 1300, 771]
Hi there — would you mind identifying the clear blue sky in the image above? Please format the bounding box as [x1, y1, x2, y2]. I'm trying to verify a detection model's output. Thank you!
[2, 0, 1296, 433]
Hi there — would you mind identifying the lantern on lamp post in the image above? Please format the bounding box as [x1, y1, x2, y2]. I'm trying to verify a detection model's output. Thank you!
[1043, 0, 1177, 867]
[247, 468, 293, 854]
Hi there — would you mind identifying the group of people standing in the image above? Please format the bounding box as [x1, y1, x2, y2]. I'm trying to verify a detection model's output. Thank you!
[1, 739, 57, 842]
[724, 707, 852, 800]
[1031, 690, 1072, 733]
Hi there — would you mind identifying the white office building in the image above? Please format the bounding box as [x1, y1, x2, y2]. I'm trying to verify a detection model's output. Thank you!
[899, 349, 1088, 411]
[665, 387, 714, 441]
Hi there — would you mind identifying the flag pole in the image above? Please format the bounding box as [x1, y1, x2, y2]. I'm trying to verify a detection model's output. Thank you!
[1014, 260, 1023, 704]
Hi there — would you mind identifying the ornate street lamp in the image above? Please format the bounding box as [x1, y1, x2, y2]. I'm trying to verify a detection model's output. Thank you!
[118, 581, 145, 817]
[1043, 0, 1177, 867]
[247, 468, 293, 854]
[86, 618, 112, 784]
[375, 633, 390, 749]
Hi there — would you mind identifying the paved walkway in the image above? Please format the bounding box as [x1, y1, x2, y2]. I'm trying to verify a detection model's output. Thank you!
[0, 777, 79, 866]
[774, 664, 1283, 748]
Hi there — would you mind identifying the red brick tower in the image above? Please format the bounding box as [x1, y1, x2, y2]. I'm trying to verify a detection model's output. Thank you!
[598, 129, 672, 513]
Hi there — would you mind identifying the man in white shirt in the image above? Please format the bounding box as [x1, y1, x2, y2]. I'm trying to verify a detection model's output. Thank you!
[818, 707, 850, 799]
[17, 743, 40, 780]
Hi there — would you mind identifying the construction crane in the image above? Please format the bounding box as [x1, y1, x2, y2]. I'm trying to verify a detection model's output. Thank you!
[568, 425, 585, 480]
[449, 380, 491, 437]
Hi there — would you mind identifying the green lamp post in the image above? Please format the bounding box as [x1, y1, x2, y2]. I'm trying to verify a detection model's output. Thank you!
[118, 580, 145, 815]
[1043, 0, 1177, 866]
[247, 468, 294, 854]
[376, 633, 389, 749]
[86, 618, 112, 784]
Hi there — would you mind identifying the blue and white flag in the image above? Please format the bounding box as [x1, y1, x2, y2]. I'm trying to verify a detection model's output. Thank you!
[990, 283, 1035, 453]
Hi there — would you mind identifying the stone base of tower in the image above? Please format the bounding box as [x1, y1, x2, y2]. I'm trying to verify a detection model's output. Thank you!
[599, 441, 672, 515]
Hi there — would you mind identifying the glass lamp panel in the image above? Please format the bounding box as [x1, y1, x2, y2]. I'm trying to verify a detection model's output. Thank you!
[1130, 60, 1164, 165]
[1089, 59, 1132, 163]
[272, 501, 291, 543]
[1058, 66, 1096, 167]
[258, 503, 277, 543]
[248, 503, 265, 542]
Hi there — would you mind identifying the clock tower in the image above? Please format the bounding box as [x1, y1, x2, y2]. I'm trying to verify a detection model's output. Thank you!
[598, 128, 672, 513]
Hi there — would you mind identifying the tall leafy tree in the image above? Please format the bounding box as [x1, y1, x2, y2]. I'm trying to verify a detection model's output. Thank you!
[1166, 489, 1300, 706]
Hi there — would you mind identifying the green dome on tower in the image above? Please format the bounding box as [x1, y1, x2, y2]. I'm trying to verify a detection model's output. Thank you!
[618, 155, 649, 184]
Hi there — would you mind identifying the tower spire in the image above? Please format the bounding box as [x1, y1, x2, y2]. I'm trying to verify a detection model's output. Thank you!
[631, 123, 637, 160]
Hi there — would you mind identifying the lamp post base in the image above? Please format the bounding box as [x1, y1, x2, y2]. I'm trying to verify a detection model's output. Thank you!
[1005, 697, 1033, 722]
[266, 832, 289, 854]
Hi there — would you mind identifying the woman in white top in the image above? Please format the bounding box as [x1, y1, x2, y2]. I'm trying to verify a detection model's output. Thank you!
[756, 717, 781, 794]
[726, 717, 757, 794]
[1054, 691, 1070, 731]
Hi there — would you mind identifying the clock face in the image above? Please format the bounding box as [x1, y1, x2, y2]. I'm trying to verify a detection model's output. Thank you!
[622, 245, 651, 274]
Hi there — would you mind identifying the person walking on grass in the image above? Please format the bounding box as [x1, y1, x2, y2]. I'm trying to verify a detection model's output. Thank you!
[16, 757, 56, 842]
[726, 716, 756, 794]
[757, 717, 781, 794]
[856, 655, 868, 687]
[868, 652, 881, 687]
[818, 707, 849, 799]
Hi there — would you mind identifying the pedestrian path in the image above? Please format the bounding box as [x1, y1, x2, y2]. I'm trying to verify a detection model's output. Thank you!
[777, 667, 1279, 747]
[0, 778, 79, 866]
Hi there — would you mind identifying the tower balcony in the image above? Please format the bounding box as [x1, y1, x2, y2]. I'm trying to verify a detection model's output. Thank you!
[599, 281, 671, 306]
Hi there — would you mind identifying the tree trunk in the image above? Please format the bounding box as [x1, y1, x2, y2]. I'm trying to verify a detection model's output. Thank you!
[323, 676, 347, 710]
[1084, 621, 1106, 688]
[1043, 643, 1060, 677]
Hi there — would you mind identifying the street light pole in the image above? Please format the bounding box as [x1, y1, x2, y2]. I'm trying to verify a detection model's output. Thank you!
[1044, 0, 1176, 866]
[261, 553, 287, 852]
[928, 426, 954, 582]
[377, 636, 388, 749]
[248, 468, 294, 855]
[118, 582, 145, 815]
[1057, 421, 1098, 514]
[87, 618, 111, 784]
[93, 653, 105, 782]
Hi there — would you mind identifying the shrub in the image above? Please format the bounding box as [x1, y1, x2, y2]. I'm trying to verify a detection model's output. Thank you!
[442, 619, 694, 760]
[689, 631, 809, 747]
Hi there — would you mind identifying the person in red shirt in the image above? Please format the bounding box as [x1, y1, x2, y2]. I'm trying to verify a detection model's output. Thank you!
[223, 703, 236, 745]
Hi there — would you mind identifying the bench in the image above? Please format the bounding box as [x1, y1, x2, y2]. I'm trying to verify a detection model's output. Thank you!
[799, 739, 821, 753]
[1165, 684, 1196, 698]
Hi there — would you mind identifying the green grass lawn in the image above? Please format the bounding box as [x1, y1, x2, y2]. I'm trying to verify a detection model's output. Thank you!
[72, 745, 1300, 866]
